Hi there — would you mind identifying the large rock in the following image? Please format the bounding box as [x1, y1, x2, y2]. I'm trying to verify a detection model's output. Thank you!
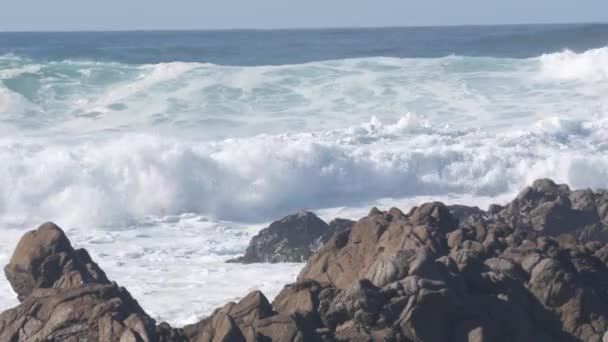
[0, 223, 184, 341]
[4, 222, 110, 301]
[183, 289, 322, 342]
[298, 204, 457, 288]
[498, 179, 608, 242]
[3, 179, 608, 341]
[292, 180, 608, 341]
[0, 284, 183, 341]
[229, 211, 354, 264]
[183, 290, 274, 341]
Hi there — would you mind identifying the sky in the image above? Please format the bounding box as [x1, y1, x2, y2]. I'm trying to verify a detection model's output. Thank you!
[1, 0, 607, 31]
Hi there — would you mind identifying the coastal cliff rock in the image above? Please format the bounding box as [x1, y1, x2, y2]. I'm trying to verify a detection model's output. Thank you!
[1, 179, 608, 341]
[228, 211, 354, 263]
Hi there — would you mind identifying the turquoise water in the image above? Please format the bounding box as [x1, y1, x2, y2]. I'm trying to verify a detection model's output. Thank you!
[0, 24, 607, 323]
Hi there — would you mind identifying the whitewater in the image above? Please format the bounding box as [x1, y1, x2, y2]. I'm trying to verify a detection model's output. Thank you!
[1, 43, 608, 325]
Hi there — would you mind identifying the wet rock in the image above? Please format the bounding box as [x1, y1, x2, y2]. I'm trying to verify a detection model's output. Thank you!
[228, 211, 337, 263]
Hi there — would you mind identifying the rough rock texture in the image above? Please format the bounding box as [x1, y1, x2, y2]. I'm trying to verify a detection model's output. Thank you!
[0, 284, 184, 341]
[292, 180, 608, 341]
[2, 179, 608, 341]
[183, 289, 322, 342]
[4, 222, 110, 301]
[0, 222, 184, 341]
[499, 179, 608, 242]
[228, 211, 354, 263]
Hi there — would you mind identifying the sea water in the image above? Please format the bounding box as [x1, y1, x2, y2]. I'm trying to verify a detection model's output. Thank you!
[0, 24, 607, 324]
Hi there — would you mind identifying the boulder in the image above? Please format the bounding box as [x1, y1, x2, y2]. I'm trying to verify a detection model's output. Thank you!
[298, 203, 457, 288]
[4, 222, 109, 301]
[183, 290, 274, 342]
[0, 222, 184, 341]
[228, 211, 347, 264]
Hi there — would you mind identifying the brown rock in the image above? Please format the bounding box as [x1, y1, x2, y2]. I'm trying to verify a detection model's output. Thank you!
[298, 203, 457, 289]
[0, 284, 178, 341]
[4, 222, 109, 301]
[3, 179, 608, 342]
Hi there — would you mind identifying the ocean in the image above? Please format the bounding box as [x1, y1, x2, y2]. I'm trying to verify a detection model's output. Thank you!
[0, 23, 607, 324]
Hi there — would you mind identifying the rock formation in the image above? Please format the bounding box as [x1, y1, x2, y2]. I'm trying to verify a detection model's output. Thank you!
[228, 211, 354, 263]
[0, 222, 185, 341]
[1, 179, 608, 341]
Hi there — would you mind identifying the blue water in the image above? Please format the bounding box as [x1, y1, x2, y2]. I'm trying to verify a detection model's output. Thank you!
[0, 22, 607, 225]
[1, 23, 608, 324]
[1, 24, 608, 65]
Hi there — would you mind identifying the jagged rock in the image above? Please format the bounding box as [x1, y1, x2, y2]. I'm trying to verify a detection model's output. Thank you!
[317, 218, 356, 249]
[0, 283, 183, 341]
[298, 203, 457, 288]
[228, 211, 353, 264]
[254, 314, 312, 342]
[293, 180, 608, 341]
[498, 178, 608, 242]
[273, 280, 328, 318]
[0, 222, 184, 342]
[2, 179, 608, 341]
[183, 290, 274, 341]
[4, 222, 110, 301]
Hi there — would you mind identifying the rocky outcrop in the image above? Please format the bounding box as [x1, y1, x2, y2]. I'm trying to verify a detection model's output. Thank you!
[0, 284, 184, 341]
[182, 289, 322, 342]
[498, 179, 608, 242]
[1, 179, 608, 341]
[0, 222, 184, 341]
[292, 180, 608, 341]
[228, 211, 354, 263]
[4, 222, 110, 301]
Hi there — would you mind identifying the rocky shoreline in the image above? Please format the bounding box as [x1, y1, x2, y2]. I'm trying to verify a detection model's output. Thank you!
[1, 179, 608, 341]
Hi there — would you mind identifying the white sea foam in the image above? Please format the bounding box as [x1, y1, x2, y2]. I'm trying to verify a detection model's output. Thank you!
[0, 48, 607, 325]
[539, 47, 608, 81]
[0, 113, 606, 228]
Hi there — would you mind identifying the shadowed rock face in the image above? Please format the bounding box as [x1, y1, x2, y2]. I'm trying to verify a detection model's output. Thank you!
[1, 179, 608, 341]
[228, 211, 355, 264]
[498, 179, 608, 241]
[292, 180, 608, 342]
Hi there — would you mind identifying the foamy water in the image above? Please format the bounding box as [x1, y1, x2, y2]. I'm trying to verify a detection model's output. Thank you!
[0, 46, 607, 325]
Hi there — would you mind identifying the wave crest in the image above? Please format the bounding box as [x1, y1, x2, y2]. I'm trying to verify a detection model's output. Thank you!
[0, 115, 606, 228]
[538, 47, 608, 81]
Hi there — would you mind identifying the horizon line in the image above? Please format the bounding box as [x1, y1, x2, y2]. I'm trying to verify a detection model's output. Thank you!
[1, 20, 606, 34]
